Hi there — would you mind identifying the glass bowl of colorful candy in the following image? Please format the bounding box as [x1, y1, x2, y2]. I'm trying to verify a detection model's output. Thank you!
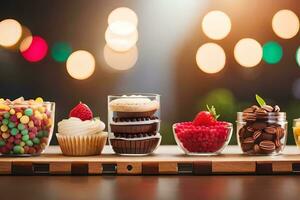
[173, 106, 233, 155]
[0, 97, 55, 156]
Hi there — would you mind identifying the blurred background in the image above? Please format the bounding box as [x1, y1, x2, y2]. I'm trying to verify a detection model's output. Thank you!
[0, 0, 300, 145]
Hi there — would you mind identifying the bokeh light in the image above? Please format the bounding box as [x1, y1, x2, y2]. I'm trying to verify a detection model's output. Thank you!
[202, 10, 231, 40]
[234, 38, 262, 67]
[272, 9, 299, 39]
[21, 36, 48, 62]
[296, 46, 300, 67]
[292, 78, 300, 99]
[66, 50, 95, 80]
[17, 26, 32, 52]
[0, 19, 22, 47]
[51, 42, 72, 62]
[262, 41, 283, 64]
[196, 43, 226, 74]
[108, 7, 138, 27]
[103, 44, 138, 70]
[105, 24, 138, 52]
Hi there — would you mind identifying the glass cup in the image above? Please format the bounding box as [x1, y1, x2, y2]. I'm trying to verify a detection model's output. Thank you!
[108, 93, 161, 155]
[173, 122, 233, 155]
[0, 102, 55, 156]
[237, 112, 287, 155]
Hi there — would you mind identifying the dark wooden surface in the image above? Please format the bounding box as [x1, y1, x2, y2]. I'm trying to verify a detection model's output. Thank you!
[0, 175, 299, 200]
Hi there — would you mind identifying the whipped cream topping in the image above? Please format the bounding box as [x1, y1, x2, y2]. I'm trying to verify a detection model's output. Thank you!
[58, 117, 105, 136]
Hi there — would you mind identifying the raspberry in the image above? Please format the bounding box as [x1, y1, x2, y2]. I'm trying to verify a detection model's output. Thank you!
[174, 122, 230, 153]
[69, 102, 93, 121]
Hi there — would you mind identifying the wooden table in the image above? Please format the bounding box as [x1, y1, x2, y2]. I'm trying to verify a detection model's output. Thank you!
[0, 176, 299, 200]
[1, 145, 300, 175]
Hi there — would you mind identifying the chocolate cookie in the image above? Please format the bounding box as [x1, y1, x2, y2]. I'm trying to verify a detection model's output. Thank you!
[110, 122, 159, 134]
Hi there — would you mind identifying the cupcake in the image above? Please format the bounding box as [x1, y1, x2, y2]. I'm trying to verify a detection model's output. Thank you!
[56, 102, 107, 156]
[108, 94, 161, 155]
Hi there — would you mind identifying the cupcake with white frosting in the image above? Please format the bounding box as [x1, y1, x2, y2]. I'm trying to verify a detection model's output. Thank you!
[56, 102, 107, 156]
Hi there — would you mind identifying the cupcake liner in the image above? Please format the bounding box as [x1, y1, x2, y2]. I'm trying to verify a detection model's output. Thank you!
[109, 136, 161, 155]
[56, 132, 108, 156]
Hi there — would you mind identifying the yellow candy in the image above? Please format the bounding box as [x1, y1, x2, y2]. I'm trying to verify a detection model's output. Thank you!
[2, 132, 9, 139]
[35, 97, 44, 103]
[0, 125, 8, 132]
[16, 112, 23, 119]
[42, 113, 48, 119]
[28, 120, 34, 128]
[38, 106, 46, 113]
[9, 108, 15, 115]
[20, 115, 30, 124]
[0, 104, 10, 111]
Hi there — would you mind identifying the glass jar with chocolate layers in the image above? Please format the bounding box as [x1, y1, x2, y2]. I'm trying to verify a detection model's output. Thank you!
[108, 94, 161, 156]
[236, 105, 287, 155]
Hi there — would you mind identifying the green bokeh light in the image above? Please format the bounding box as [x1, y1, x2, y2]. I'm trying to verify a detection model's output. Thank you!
[296, 47, 300, 67]
[262, 41, 283, 64]
[51, 42, 72, 62]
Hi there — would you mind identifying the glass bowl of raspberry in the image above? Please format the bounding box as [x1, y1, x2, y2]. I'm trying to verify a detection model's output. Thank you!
[173, 106, 233, 155]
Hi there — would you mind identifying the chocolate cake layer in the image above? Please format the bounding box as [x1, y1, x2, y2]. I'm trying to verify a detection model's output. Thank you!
[110, 122, 159, 134]
[110, 137, 160, 155]
[113, 132, 157, 138]
[113, 116, 158, 122]
[115, 110, 157, 118]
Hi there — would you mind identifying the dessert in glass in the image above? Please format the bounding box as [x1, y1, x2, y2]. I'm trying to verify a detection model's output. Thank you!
[56, 102, 107, 156]
[173, 105, 232, 155]
[0, 97, 55, 156]
[108, 94, 161, 155]
[237, 95, 287, 155]
[293, 119, 300, 148]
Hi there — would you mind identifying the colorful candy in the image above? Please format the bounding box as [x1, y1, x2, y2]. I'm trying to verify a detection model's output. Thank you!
[0, 97, 53, 156]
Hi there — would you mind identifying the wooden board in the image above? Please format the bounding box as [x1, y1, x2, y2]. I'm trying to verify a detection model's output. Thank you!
[1, 145, 300, 175]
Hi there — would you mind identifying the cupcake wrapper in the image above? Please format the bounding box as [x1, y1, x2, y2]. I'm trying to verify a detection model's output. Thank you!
[56, 133, 108, 156]
[110, 137, 161, 155]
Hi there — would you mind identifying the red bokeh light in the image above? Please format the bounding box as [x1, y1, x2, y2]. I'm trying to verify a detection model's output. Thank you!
[21, 36, 48, 62]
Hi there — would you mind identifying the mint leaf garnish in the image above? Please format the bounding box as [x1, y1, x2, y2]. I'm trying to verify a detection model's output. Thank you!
[206, 105, 220, 119]
[255, 94, 266, 107]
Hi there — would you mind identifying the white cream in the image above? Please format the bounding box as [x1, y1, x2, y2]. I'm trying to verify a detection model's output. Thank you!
[58, 117, 105, 136]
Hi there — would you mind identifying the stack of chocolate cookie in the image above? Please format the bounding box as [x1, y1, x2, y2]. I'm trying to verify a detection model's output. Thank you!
[108, 96, 161, 155]
[238, 104, 286, 155]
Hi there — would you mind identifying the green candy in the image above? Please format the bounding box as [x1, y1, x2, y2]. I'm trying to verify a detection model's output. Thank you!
[26, 140, 33, 147]
[24, 108, 33, 116]
[10, 128, 19, 136]
[13, 145, 22, 154]
[33, 138, 40, 144]
[17, 123, 25, 131]
[3, 112, 10, 119]
[0, 140, 5, 147]
[20, 141, 25, 147]
[43, 131, 49, 137]
[8, 122, 15, 129]
[37, 131, 44, 138]
[2, 119, 9, 125]
[22, 135, 29, 141]
[21, 129, 29, 135]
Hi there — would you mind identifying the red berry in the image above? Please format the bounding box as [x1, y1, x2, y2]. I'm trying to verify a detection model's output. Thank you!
[69, 102, 93, 121]
[193, 111, 216, 126]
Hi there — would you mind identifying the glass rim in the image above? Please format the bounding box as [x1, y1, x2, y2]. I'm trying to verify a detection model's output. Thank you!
[108, 93, 160, 98]
[1, 101, 55, 105]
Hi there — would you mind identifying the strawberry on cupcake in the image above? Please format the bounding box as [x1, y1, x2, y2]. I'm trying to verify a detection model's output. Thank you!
[56, 102, 107, 156]
[173, 105, 232, 155]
